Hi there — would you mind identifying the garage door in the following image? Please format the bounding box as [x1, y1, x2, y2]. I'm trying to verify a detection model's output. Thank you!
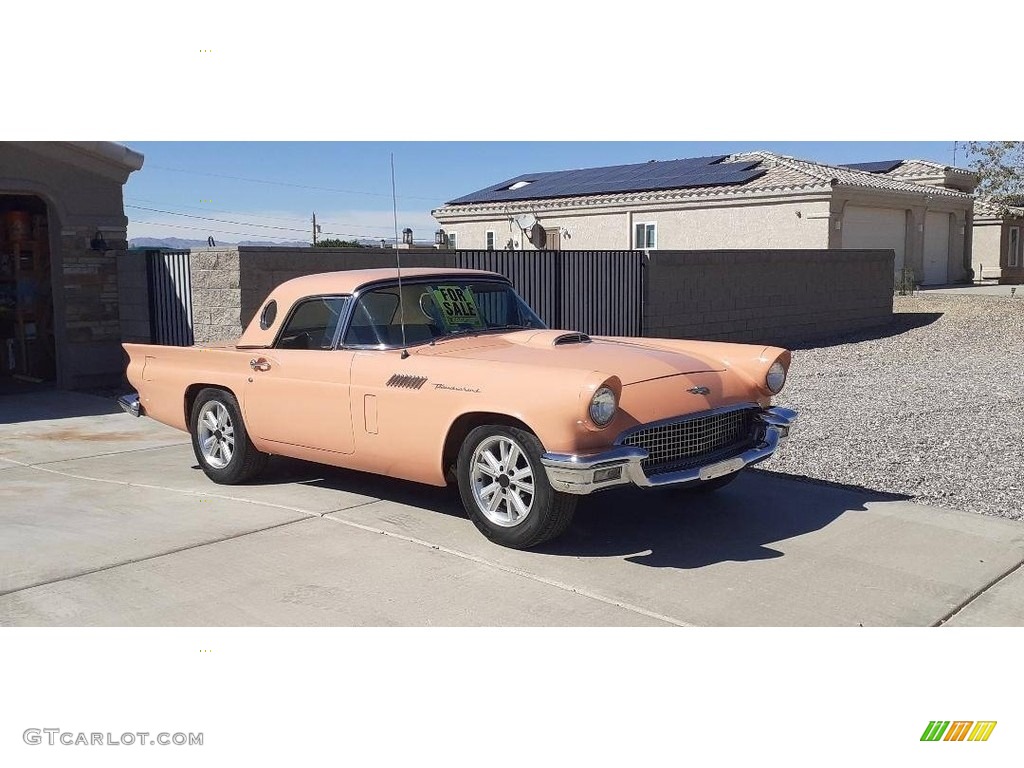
[923, 212, 950, 285]
[842, 206, 906, 274]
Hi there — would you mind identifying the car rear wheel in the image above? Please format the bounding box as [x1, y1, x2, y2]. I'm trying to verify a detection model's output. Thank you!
[457, 425, 577, 549]
[190, 388, 268, 484]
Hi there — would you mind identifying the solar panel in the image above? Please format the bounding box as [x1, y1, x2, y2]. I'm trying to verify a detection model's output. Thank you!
[840, 160, 904, 174]
[446, 155, 764, 205]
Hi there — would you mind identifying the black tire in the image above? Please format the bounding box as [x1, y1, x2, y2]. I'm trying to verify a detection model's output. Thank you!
[456, 425, 577, 549]
[679, 469, 742, 494]
[189, 387, 268, 484]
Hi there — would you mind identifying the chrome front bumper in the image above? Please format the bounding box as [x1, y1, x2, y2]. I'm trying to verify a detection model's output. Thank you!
[118, 392, 142, 417]
[540, 406, 797, 495]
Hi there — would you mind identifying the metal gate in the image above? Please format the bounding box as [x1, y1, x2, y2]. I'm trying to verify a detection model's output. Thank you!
[454, 250, 644, 336]
[145, 249, 193, 345]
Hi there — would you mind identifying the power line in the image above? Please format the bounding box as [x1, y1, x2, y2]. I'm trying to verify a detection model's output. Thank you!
[126, 197, 317, 226]
[144, 163, 441, 202]
[125, 204, 387, 240]
[124, 197, 409, 232]
[128, 218, 305, 241]
[130, 217, 406, 246]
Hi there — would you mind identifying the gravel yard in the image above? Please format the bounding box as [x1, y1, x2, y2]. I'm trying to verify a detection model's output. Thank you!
[763, 291, 1024, 520]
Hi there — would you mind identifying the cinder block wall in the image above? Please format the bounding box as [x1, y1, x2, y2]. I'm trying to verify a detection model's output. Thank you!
[645, 249, 894, 346]
[186, 246, 893, 347]
[190, 247, 455, 343]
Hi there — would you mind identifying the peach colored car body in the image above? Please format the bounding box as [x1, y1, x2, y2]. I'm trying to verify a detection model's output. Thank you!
[122, 268, 796, 495]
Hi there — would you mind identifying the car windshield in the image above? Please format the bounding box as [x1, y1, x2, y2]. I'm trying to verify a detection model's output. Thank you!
[342, 279, 547, 348]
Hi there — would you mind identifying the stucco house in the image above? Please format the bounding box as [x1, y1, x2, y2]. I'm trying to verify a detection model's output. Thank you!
[0, 141, 144, 391]
[432, 151, 977, 286]
[970, 198, 1024, 284]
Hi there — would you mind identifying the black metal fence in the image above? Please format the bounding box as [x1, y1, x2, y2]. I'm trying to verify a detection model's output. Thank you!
[454, 250, 645, 336]
[145, 249, 194, 345]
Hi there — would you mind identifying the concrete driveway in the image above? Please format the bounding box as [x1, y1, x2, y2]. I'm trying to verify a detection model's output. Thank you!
[1, 391, 1022, 626]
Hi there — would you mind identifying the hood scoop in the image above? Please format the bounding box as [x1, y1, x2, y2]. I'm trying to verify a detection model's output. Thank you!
[553, 332, 591, 346]
[502, 330, 594, 348]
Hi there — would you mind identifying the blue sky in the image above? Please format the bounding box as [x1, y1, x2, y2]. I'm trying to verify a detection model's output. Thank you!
[124, 141, 965, 244]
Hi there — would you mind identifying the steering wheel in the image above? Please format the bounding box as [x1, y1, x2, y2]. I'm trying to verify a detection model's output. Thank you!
[419, 291, 437, 319]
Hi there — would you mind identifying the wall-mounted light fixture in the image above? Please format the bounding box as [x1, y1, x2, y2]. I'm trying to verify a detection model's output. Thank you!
[402, 228, 413, 246]
[435, 229, 446, 246]
[89, 230, 109, 251]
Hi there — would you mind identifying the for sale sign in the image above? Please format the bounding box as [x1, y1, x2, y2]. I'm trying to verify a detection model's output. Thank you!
[431, 285, 484, 328]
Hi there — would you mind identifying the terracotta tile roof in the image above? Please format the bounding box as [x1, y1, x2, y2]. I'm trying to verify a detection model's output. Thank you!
[728, 152, 973, 198]
[434, 150, 972, 217]
[974, 197, 1024, 218]
[887, 159, 975, 178]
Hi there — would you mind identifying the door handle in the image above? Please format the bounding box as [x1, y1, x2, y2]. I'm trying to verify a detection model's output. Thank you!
[249, 358, 271, 372]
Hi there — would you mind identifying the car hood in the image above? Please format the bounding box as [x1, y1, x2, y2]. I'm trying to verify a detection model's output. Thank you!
[414, 330, 724, 385]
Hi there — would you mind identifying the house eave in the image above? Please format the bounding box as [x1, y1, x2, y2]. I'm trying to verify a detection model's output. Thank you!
[10, 141, 145, 184]
[433, 184, 836, 221]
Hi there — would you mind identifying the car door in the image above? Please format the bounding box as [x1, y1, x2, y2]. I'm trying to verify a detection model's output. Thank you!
[242, 295, 356, 455]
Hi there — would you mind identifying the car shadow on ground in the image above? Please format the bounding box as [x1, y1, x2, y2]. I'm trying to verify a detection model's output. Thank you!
[534, 473, 912, 569]
[788, 312, 943, 350]
[230, 458, 912, 570]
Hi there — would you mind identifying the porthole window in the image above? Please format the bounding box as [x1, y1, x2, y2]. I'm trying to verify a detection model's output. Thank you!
[259, 300, 277, 330]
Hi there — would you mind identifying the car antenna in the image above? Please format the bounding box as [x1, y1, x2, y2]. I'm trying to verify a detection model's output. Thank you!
[391, 152, 410, 359]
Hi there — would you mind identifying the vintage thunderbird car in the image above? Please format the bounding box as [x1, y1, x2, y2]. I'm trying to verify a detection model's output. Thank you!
[119, 268, 796, 548]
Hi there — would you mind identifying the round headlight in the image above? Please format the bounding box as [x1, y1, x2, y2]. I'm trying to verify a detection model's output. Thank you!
[766, 361, 786, 394]
[589, 386, 617, 426]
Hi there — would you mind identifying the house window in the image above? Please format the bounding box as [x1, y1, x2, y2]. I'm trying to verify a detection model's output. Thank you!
[1009, 227, 1020, 268]
[486, 231, 495, 250]
[446, 232, 458, 250]
[634, 222, 656, 250]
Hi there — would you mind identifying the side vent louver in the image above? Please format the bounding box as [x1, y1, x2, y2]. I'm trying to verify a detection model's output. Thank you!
[553, 333, 592, 346]
[386, 374, 427, 389]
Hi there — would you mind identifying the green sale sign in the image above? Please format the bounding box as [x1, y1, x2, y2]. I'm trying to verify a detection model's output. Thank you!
[431, 285, 484, 328]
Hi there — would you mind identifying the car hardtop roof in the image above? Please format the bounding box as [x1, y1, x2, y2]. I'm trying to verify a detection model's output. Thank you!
[274, 267, 507, 298]
[236, 267, 510, 349]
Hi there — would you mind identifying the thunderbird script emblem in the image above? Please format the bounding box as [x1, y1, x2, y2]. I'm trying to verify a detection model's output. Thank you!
[688, 386, 711, 395]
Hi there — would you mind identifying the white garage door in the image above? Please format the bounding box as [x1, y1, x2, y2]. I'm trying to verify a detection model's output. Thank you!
[923, 212, 950, 285]
[842, 206, 906, 274]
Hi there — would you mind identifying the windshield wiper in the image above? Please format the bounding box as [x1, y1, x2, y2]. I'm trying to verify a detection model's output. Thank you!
[444, 323, 533, 339]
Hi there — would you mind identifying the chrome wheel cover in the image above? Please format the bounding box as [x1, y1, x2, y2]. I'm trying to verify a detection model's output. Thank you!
[197, 400, 235, 469]
[471, 435, 535, 527]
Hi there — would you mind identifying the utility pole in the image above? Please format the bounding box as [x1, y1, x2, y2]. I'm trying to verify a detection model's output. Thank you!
[953, 141, 958, 166]
[312, 212, 318, 246]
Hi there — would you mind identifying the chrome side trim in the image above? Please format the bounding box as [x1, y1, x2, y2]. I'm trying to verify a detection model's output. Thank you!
[118, 393, 142, 417]
[540, 406, 798, 495]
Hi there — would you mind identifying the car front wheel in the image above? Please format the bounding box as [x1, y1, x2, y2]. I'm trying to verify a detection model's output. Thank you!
[190, 387, 268, 484]
[456, 425, 577, 549]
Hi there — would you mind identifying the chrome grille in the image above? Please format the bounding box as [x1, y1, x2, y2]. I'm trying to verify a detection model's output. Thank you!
[619, 408, 757, 474]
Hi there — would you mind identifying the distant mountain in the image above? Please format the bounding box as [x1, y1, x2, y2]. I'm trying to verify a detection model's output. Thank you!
[129, 237, 313, 249]
[129, 237, 433, 250]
